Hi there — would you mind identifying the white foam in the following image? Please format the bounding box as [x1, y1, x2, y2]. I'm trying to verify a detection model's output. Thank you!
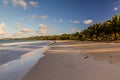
[0, 41, 51, 80]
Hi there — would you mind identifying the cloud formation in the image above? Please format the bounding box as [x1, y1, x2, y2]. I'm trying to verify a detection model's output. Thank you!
[54, 19, 63, 23]
[2, 0, 39, 10]
[40, 16, 48, 20]
[3, 0, 8, 5]
[0, 23, 8, 35]
[114, 7, 118, 11]
[83, 19, 93, 24]
[30, 15, 48, 21]
[30, 14, 37, 20]
[12, 0, 27, 10]
[70, 20, 80, 24]
[29, 1, 39, 8]
[38, 24, 49, 35]
[113, 1, 120, 11]
[11, 23, 33, 38]
[15, 23, 33, 33]
[12, 31, 25, 38]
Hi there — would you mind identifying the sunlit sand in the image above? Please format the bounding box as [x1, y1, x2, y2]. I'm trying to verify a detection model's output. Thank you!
[23, 41, 120, 80]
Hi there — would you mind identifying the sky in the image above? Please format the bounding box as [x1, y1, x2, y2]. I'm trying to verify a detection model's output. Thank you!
[0, 0, 119, 38]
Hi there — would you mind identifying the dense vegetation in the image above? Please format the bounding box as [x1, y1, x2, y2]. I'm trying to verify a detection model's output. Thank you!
[81, 14, 120, 40]
[21, 33, 84, 40]
[20, 14, 120, 41]
[3, 14, 120, 41]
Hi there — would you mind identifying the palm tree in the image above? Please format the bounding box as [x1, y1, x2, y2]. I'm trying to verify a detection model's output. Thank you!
[87, 26, 94, 40]
[111, 14, 120, 39]
[102, 20, 113, 40]
[92, 23, 101, 40]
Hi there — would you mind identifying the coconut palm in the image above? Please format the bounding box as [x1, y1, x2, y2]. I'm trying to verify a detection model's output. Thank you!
[111, 14, 120, 39]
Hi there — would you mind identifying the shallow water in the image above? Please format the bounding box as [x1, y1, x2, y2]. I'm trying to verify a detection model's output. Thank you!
[0, 41, 51, 80]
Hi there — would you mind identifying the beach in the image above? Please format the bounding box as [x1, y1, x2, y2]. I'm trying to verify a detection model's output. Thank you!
[23, 41, 120, 80]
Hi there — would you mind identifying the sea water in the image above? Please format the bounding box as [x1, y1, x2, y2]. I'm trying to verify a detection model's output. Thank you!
[0, 40, 52, 80]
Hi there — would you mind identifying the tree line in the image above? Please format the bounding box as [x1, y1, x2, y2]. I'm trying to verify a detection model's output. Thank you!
[15, 14, 120, 41]
[81, 14, 120, 40]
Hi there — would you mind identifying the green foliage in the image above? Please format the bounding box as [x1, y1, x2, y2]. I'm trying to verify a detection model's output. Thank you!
[81, 14, 120, 41]
[5, 14, 120, 41]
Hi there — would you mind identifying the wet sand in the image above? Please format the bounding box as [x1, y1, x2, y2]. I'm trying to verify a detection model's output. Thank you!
[23, 41, 120, 80]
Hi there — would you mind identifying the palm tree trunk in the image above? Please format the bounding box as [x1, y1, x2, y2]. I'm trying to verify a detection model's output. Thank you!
[114, 32, 117, 40]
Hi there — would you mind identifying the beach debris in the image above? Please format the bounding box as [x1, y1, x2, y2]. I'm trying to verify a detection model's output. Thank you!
[108, 60, 113, 64]
[109, 56, 112, 58]
[84, 55, 88, 59]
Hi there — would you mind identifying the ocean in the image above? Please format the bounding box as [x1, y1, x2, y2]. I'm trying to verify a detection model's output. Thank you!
[0, 40, 52, 80]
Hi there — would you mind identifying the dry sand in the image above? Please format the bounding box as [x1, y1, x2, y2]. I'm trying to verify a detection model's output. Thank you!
[23, 41, 120, 80]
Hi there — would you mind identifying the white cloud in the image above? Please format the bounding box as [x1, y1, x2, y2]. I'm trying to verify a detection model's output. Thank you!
[70, 20, 80, 24]
[12, 31, 33, 38]
[117, 1, 120, 3]
[113, 1, 120, 5]
[38, 24, 49, 35]
[3, 0, 8, 5]
[113, 1, 120, 11]
[11, 23, 33, 38]
[30, 14, 37, 21]
[29, 1, 39, 8]
[30, 15, 48, 21]
[3, 0, 39, 9]
[12, 0, 27, 10]
[54, 19, 63, 23]
[58, 19, 63, 23]
[40, 16, 48, 20]
[114, 7, 118, 11]
[12, 32, 24, 38]
[15, 23, 33, 33]
[21, 27, 33, 33]
[83, 19, 93, 24]
[0, 23, 8, 35]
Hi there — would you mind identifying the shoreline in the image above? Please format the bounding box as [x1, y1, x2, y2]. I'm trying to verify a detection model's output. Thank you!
[0, 41, 52, 80]
[23, 41, 120, 80]
[0, 41, 52, 66]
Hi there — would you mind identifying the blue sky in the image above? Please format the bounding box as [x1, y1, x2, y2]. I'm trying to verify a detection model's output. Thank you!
[0, 0, 119, 38]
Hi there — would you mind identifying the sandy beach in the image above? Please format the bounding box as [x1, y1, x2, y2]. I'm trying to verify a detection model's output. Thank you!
[23, 41, 120, 80]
